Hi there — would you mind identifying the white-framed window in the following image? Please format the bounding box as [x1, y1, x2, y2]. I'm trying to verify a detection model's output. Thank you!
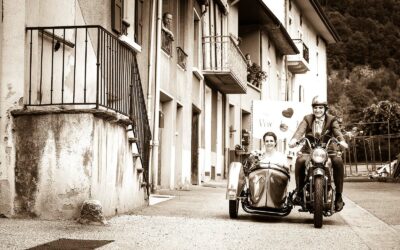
[298, 30, 303, 40]
[299, 85, 304, 102]
[113, 0, 144, 47]
[193, 8, 201, 68]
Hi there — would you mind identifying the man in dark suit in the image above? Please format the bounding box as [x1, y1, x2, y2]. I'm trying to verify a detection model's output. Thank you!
[289, 96, 348, 211]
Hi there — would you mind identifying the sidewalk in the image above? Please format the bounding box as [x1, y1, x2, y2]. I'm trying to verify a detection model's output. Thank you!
[201, 179, 227, 188]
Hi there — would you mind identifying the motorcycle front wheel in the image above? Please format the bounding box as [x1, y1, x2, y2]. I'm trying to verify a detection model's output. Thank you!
[314, 176, 324, 228]
[229, 200, 239, 219]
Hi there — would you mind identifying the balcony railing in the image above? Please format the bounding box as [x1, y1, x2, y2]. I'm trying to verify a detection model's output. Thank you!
[302, 42, 309, 63]
[176, 47, 188, 70]
[202, 35, 247, 94]
[287, 39, 310, 74]
[161, 29, 173, 56]
[26, 25, 151, 183]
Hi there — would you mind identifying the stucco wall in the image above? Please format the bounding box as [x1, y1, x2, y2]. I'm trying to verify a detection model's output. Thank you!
[13, 112, 146, 219]
[288, 0, 329, 104]
[0, 0, 26, 217]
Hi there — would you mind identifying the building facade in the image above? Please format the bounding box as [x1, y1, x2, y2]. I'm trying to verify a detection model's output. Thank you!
[0, 0, 338, 219]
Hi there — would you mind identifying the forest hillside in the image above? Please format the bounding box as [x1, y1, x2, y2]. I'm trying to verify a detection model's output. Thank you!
[318, 0, 400, 127]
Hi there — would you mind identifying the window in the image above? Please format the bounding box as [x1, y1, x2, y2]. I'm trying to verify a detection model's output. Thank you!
[178, 0, 186, 48]
[300, 13, 303, 26]
[193, 9, 201, 68]
[299, 85, 304, 102]
[161, 0, 174, 55]
[135, 0, 144, 45]
[298, 30, 303, 40]
[112, 0, 123, 34]
[112, 0, 143, 45]
[176, 1, 188, 68]
[286, 73, 293, 101]
[289, 0, 292, 10]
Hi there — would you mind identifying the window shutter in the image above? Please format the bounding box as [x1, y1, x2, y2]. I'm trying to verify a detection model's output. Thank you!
[112, 0, 123, 34]
[135, 0, 143, 44]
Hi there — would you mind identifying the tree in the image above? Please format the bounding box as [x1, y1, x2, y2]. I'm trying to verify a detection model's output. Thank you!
[362, 101, 400, 135]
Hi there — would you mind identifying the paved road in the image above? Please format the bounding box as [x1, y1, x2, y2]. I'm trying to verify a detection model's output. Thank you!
[344, 181, 400, 232]
[1, 182, 399, 250]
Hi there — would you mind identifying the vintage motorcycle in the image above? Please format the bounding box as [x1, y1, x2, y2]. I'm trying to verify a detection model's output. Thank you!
[293, 134, 343, 228]
[226, 149, 293, 219]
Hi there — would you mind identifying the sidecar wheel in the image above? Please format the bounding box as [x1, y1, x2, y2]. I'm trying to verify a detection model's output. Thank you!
[314, 176, 324, 228]
[229, 200, 239, 219]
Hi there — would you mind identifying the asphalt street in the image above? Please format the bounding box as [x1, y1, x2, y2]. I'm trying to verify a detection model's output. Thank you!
[1, 179, 400, 250]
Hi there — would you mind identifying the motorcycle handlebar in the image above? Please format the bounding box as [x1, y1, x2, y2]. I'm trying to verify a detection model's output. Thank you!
[296, 136, 340, 149]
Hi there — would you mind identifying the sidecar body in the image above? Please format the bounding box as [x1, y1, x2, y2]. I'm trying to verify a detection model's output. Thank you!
[227, 161, 292, 218]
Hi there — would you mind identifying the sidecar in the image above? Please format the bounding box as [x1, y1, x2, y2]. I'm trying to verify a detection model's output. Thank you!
[226, 160, 292, 218]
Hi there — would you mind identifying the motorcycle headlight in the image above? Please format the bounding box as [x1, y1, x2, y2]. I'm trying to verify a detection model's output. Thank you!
[312, 148, 327, 163]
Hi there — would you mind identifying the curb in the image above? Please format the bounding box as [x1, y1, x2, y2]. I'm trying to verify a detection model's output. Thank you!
[201, 181, 227, 188]
[344, 177, 375, 182]
[344, 177, 400, 183]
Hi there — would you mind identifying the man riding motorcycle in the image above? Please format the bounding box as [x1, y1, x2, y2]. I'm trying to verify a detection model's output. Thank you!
[289, 96, 348, 211]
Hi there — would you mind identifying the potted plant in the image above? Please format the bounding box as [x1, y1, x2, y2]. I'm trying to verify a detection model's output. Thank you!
[247, 63, 267, 88]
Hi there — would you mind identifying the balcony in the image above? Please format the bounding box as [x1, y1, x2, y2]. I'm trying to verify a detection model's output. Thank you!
[26, 25, 151, 175]
[202, 35, 247, 94]
[287, 39, 310, 74]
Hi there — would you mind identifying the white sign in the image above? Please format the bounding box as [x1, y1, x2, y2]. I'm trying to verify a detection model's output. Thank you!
[252, 100, 311, 141]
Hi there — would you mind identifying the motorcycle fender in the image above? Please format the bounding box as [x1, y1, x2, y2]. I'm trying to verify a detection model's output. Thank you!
[313, 168, 325, 176]
[226, 162, 245, 200]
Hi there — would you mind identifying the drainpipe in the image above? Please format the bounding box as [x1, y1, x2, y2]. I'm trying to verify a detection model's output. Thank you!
[147, 0, 155, 127]
[151, 0, 162, 192]
[146, 0, 156, 188]
[284, 0, 290, 101]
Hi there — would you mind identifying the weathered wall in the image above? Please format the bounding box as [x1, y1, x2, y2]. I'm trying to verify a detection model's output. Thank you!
[13, 112, 146, 219]
[0, 0, 26, 217]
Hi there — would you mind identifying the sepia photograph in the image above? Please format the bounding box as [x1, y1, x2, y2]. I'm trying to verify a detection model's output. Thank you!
[0, 0, 399, 249]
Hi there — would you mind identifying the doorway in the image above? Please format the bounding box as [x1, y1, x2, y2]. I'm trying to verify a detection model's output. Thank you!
[191, 107, 200, 185]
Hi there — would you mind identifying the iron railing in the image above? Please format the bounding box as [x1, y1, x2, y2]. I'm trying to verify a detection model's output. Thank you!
[26, 25, 151, 181]
[161, 29, 173, 56]
[202, 35, 247, 87]
[176, 47, 188, 69]
[343, 133, 400, 178]
[292, 39, 309, 63]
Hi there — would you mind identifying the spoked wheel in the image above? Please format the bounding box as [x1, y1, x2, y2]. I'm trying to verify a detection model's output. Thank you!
[314, 176, 324, 228]
[229, 199, 239, 219]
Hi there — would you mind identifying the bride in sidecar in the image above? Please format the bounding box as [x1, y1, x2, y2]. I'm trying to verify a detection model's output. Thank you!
[226, 132, 293, 218]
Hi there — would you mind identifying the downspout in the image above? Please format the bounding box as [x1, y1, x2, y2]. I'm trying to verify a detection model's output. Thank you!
[147, 0, 155, 128]
[284, 0, 290, 101]
[146, 0, 156, 188]
[201, 3, 207, 183]
[151, 0, 162, 191]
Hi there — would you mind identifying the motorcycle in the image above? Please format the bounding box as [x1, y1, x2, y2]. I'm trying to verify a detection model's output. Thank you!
[294, 134, 343, 228]
[226, 149, 293, 219]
